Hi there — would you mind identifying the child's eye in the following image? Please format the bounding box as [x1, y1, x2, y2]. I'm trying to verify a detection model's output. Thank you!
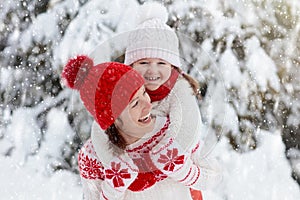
[139, 61, 149, 65]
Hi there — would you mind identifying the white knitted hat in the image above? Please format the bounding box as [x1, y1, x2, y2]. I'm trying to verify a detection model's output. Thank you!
[124, 2, 181, 68]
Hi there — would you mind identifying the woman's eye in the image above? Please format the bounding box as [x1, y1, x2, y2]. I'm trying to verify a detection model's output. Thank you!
[132, 101, 138, 108]
[139, 61, 149, 65]
[158, 62, 166, 65]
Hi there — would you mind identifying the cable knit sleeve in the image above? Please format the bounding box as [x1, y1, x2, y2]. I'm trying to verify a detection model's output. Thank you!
[151, 78, 222, 190]
[153, 78, 202, 151]
[190, 141, 223, 190]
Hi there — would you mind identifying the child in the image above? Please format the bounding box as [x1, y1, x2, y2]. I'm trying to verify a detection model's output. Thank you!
[124, 3, 221, 199]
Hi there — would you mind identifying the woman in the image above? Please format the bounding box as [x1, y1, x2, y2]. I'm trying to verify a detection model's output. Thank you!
[61, 55, 221, 200]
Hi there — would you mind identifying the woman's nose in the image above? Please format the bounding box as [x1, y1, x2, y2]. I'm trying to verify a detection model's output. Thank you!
[145, 100, 152, 110]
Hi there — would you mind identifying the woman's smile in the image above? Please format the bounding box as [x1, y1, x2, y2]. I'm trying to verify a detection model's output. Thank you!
[138, 113, 152, 124]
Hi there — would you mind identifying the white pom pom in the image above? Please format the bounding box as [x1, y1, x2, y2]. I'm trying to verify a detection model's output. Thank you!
[136, 2, 168, 25]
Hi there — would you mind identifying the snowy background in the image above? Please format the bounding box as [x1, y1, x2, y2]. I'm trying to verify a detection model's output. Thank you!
[0, 0, 300, 199]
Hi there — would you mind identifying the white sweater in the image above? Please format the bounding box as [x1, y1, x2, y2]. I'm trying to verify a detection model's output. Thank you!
[78, 78, 222, 199]
[151, 77, 203, 151]
[79, 117, 193, 199]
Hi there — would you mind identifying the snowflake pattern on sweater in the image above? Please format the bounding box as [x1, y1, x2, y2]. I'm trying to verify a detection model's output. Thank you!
[157, 148, 185, 172]
[79, 116, 221, 200]
[78, 118, 179, 192]
[104, 162, 132, 188]
[78, 139, 104, 180]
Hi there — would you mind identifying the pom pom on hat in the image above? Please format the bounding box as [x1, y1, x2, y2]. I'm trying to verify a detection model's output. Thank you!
[62, 55, 93, 90]
[136, 2, 168, 25]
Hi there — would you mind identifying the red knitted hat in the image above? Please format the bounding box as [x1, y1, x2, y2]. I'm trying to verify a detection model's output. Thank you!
[61, 55, 144, 130]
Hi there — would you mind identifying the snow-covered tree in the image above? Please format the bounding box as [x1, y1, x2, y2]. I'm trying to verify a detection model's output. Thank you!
[166, 0, 300, 182]
[0, 0, 91, 173]
[0, 0, 299, 198]
[167, 0, 299, 151]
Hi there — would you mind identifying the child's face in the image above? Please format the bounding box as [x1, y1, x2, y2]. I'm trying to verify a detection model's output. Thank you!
[132, 58, 172, 91]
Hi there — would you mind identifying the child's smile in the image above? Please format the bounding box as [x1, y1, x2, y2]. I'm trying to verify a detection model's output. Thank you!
[133, 58, 172, 91]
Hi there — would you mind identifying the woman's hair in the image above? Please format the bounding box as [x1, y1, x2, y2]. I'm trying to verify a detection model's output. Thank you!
[173, 66, 204, 100]
[105, 123, 127, 150]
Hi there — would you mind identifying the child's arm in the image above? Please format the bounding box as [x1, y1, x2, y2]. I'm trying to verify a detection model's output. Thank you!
[190, 141, 223, 190]
[151, 77, 222, 189]
[150, 137, 222, 191]
[167, 78, 203, 150]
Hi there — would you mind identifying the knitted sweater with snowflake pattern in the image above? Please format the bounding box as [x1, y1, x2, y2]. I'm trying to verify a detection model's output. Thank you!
[78, 116, 221, 200]
[79, 117, 191, 199]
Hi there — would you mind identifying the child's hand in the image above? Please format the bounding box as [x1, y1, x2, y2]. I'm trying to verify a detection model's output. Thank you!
[150, 138, 199, 186]
[150, 137, 222, 190]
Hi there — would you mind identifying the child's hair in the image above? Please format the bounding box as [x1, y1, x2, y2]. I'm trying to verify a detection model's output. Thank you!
[105, 124, 127, 150]
[173, 66, 203, 100]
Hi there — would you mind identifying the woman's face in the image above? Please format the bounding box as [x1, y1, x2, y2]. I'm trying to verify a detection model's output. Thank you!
[132, 58, 172, 91]
[115, 85, 155, 142]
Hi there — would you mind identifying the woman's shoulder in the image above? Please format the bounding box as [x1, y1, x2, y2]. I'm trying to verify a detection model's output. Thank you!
[79, 138, 96, 155]
[91, 121, 116, 163]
